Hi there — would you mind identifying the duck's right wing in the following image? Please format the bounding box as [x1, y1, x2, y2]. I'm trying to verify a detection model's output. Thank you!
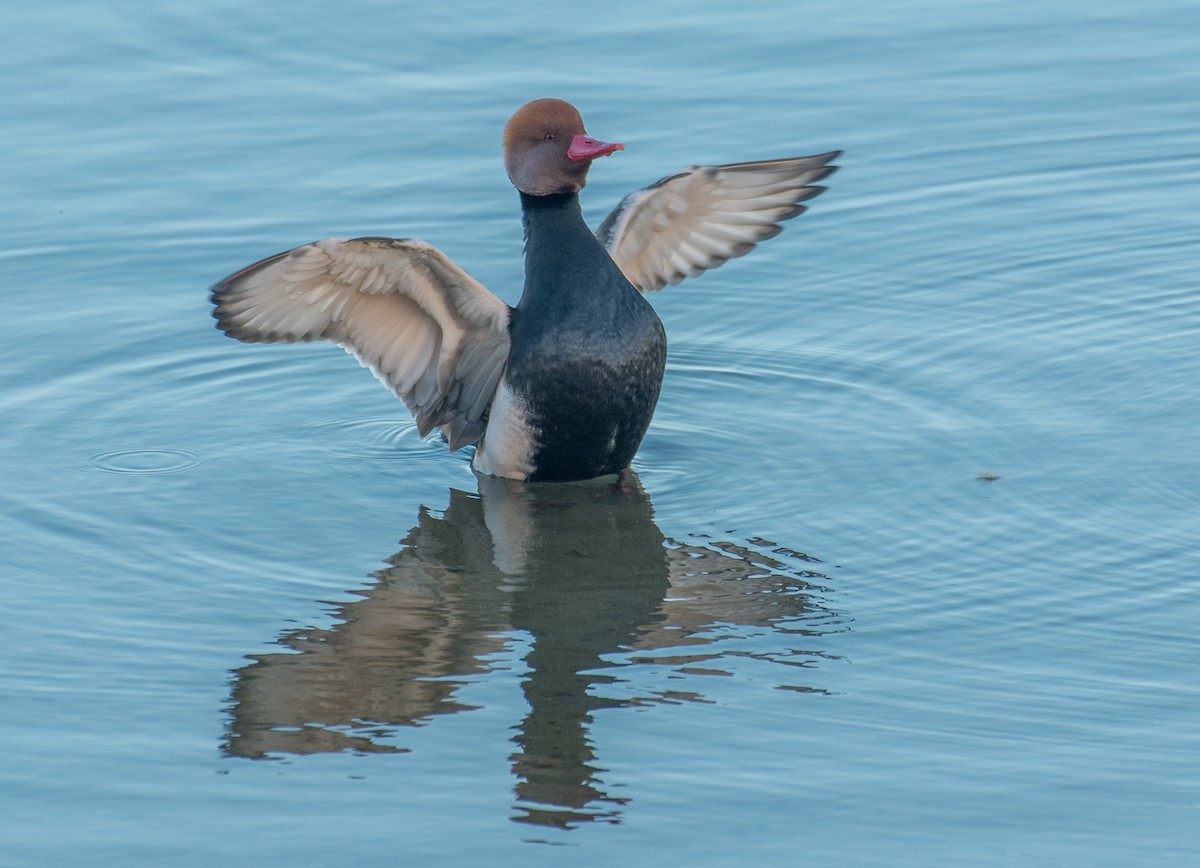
[211, 237, 512, 450]
[597, 152, 840, 292]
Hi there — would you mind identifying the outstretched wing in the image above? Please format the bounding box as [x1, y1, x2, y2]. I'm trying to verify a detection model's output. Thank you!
[211, 236, 511, 450]
[596, 152, 840, 292]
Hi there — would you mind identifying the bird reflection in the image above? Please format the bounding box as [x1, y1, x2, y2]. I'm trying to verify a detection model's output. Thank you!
[224, 471, 840, 827]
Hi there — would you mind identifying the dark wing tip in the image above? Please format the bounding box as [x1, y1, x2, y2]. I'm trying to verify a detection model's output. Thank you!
[793, 185, 827, 204]
[209, 279, 241, 336]
[208, 245, 304, 339]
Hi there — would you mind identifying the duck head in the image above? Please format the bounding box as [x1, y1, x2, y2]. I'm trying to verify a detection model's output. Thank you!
[503, 98, 624, 197]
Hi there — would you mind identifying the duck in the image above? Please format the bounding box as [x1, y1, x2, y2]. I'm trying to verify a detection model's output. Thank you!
[210, 98, 839, 482]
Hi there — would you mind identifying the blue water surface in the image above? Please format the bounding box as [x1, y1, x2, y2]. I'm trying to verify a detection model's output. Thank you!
[2, 0, 1198, 864]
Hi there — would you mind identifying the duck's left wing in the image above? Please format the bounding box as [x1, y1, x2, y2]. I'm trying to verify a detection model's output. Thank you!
[211, 237, 511, 450]
[596, 152, 840, 292]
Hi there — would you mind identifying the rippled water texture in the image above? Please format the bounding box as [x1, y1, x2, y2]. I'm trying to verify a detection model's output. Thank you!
[2, 0, 1198, 864]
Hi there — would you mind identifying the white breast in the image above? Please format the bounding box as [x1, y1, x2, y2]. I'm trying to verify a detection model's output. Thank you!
[471, 379, 538, 480]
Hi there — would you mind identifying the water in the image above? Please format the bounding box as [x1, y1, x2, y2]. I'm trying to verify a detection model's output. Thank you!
[2, 0, 1198, 864]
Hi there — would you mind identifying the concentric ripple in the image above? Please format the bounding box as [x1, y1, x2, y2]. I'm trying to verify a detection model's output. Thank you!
[79, 447, 205, 474]
[300, 416, 450, 462]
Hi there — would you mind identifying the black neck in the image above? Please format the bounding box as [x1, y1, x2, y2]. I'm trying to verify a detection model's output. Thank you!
[517, 191, 621, 310]
[519, 190, 579, 212]
[519, 191, 587, 246]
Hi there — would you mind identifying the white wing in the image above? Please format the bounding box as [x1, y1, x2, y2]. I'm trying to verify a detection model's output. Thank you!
[596, 152, 839, 292]
[211, 237, 511, 450]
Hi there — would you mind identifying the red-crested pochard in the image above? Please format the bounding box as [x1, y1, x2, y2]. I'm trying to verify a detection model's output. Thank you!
[211, 98, 838, 482]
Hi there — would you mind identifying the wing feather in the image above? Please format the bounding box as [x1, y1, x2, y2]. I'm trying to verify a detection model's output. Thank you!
[211, 237, 512, 450]
[597, 152, 840, 292]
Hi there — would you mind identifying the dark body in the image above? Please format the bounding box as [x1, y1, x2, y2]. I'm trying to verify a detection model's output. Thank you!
[506, 192, 667, 482]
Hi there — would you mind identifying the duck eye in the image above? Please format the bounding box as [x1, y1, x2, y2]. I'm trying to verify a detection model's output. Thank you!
[543, 133, 555, 141]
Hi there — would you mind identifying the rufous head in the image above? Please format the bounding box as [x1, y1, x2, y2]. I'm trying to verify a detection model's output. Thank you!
[502, 98, 624, 196]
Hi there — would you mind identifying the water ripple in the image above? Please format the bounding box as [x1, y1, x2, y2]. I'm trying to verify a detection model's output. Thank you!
[300, 416, 446, 462]
[80, 447, 205, 474]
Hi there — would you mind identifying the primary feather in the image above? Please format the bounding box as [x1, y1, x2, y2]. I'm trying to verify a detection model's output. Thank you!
[211, 237, 511, 450]
[597, 152, 840, 292]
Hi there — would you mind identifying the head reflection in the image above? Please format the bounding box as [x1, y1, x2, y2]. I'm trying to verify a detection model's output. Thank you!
[224, 471, 837, 827]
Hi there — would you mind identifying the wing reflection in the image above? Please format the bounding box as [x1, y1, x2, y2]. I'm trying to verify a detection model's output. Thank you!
[224, 471, 841, 827]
